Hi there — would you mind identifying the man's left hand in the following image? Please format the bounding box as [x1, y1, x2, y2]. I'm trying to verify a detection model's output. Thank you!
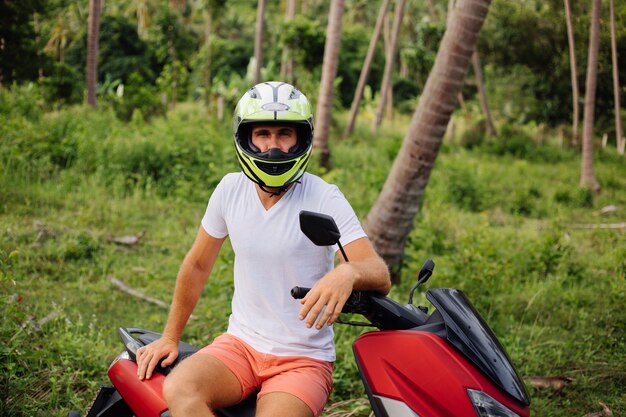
[298, 263, 356, 329]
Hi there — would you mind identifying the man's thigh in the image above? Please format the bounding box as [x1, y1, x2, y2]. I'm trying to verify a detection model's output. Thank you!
[165, 353, 243, 409]
[256, 392, 313, 417]
[257, 357, 333, 417]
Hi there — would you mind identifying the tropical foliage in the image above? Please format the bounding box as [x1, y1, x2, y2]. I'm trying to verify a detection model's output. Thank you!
[1, 0, 625, 416]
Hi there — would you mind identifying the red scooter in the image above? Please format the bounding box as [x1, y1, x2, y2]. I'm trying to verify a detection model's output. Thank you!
[72, 211, 530, 417]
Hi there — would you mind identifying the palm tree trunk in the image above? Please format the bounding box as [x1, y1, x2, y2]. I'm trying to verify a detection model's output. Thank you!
[472, 51, 496, 135]
[449, 0, 472, 119]
[280, 0, 296, 82]
[314, 0, 345, 170]
[436, 0, 469, 114]
[580, 0, 601, 192]
[33, 13, 44, 79]
[254, 0, 267, 85]
[204, 10, 214, 109]
[609, 0, 624, 155]
[364, 0, 492, 282]
[86, 0, 101, 108]
[427, 0, 438, 20]
[345, 0, 391, 137]
[564, 0, 580, 146]
[374, 0, 407, 130]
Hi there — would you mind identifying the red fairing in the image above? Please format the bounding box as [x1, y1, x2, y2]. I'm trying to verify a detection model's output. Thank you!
[108, 359, 168, 417]
[353, 331, 530, 417]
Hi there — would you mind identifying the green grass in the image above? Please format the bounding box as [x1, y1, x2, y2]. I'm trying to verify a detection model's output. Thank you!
[1, 103, 625, 416]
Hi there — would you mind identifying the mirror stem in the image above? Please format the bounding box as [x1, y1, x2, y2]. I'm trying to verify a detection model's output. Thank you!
[338, 242, 349, 263]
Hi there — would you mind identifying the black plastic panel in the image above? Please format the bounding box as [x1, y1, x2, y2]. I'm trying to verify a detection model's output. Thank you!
[426, 288, 530, 406]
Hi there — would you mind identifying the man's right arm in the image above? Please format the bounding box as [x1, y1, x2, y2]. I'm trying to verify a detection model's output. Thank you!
[136, 226, 225, 380]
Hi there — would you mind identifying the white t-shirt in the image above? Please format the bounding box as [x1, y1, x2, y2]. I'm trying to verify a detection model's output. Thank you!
[201, 172, 366, 361]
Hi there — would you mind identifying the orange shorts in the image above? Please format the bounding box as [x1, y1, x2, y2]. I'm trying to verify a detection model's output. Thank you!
[198, 334, 334, 416]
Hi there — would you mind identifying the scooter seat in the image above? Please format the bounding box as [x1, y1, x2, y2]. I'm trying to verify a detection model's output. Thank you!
[128, 328, 200, 375]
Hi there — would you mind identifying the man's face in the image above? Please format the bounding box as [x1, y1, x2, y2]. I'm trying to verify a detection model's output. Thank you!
[250, 125, 297, 153]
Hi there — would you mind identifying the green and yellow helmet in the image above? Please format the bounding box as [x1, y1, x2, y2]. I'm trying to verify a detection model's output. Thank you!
[233, 81, 314, 190]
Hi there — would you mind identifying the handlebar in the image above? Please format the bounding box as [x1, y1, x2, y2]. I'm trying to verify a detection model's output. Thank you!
[291, 286, 373, 316]
[291, 286, 310, 299]
[290, 286, 428, 330]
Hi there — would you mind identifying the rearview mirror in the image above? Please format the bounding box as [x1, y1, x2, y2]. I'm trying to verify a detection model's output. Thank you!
[299, 211, 341, 246]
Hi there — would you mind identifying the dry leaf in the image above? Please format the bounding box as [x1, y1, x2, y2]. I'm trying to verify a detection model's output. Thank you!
[593, 205, 619, 216]
[583, 401, 613, 417]
[107, 231, 146, 246]
[524, 375, 573, 392]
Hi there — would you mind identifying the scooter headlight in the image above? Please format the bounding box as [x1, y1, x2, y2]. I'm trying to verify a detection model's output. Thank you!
[467, 389, 522, 417]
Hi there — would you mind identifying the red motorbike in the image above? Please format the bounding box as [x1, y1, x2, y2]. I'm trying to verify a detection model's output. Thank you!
[72, 211, 530, 417]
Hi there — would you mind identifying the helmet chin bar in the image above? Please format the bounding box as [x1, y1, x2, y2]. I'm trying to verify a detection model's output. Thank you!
[255, 147, 296, 160]
[257, 169, 303, 197]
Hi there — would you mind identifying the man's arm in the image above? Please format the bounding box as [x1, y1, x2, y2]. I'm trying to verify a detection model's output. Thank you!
[298, 237, 391, 330]
[136, 226, 225, 380]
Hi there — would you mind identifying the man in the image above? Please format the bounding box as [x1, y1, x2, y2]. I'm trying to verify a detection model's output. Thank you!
[136, 81, 391, 417]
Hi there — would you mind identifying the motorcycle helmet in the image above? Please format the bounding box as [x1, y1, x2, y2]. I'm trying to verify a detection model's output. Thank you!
[233, 81, 314, 192]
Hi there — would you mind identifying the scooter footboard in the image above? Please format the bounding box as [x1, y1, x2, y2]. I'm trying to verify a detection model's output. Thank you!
[108, 358, 169, 417]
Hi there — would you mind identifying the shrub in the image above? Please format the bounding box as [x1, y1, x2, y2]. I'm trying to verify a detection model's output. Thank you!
[104, 72, 166, 122]
[459, 118, 487, 149]
[40, 62, 83, 107]
[553, 187, 594, 208]
[445, 165, 484, 212]
[509, 186, 543, 217]
[0, 83, 44, 121]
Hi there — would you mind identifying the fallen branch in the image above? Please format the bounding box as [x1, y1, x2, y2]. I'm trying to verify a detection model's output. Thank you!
[33, 311, 61, 331]
[569, 223, 626, 230]
[10, 311, 61, 342]
[108, 275, 196, 320]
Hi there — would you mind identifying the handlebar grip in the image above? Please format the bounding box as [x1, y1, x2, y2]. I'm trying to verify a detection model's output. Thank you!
[291, 286, 311, 299]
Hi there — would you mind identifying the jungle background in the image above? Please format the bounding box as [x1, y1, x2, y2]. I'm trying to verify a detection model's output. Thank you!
[0, 0, 625, 416]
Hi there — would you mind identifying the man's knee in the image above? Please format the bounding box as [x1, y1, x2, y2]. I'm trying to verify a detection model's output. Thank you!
[162, 373, 184, 405]
[162, 355, 242, 410]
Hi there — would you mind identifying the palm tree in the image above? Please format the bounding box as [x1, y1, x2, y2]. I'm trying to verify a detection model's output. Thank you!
[580, 0, 601, 192]
[125, 0, 152, 38]
[374, 0, 406, 130]
[471, 51, 496, 136]
[45, 4, 83, 64]
[279, 0, 296, 82]
[45, 17, 71, 63]
[345, 0, 391, 137]
[86, 0, 102, 108]
[609, 0, 624, 155]
[254, 0, 266, 84]
[314, 0, 345, 169]
[564, 0, 580, 145]
[364, 0, 492, 281]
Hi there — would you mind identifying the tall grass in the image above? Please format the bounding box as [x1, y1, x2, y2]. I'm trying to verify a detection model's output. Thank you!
[1, 98, 625, 416]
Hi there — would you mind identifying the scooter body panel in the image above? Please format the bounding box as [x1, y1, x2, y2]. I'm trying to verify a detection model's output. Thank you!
[108, 358, 168, 417]
[107, 355, 257, 417]
[353, 331, 530, 417]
